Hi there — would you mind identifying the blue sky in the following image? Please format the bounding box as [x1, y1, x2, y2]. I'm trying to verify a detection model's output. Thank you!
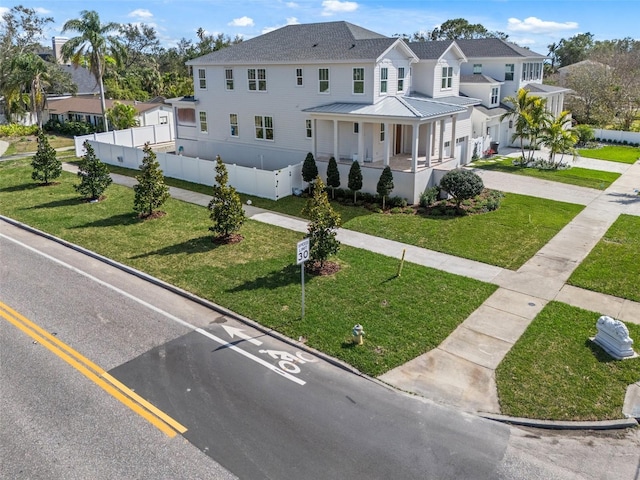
[3, 0, 638, 55]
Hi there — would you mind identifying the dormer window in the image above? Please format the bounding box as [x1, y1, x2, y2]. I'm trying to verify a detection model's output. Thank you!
[380, 67, 388, 93]
[473, 64, 482, 74]
[441, 66, 453, 89]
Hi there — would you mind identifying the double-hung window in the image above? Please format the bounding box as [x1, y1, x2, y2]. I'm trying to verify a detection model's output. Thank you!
[225, 69, 234, 90]
[305, 119, 312, 138]
[296, 68, 303, 86]
[441, 66, 453, 89]
[380, 123, 385, 142]
[380, 67, 388, 93]
[504, 64, 514, 81]
[255, 115, 273, 140]
[230, 114, 238, 137]
[199, 111, 208, 133]
[248, 68, 266, 91]
[319, 68, 329, 93]
[353, 68, 364, 94]
[491, 87, 499, 105]
[397, 67, 405, 91]
[198, 69, 207, 89]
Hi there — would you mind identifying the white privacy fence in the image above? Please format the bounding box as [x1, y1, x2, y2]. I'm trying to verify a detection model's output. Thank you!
[86, 141, 303, 201]
[593, 129, 640, 145]
[74, 124, 174, 157]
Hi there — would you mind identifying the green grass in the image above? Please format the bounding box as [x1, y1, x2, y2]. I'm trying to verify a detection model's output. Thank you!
[470, 156, 620, 190]
[496, 301, 640, 421]
[0, 159, 496, 376]
[103, 164, 584, 270]
[578, 145, 640, 164]
[1, 134, 75, 156]
[568, 215, 640, 302]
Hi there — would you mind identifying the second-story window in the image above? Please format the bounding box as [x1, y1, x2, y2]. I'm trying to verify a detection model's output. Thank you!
[522, 62, 542, 81]
[296, 68, 303, 86]
[491, 87, 499, 105]
[380, 67, 388, 93]
[319, 68, 329, 93]
[198, 69, 206, 89]
[248, 68, 267, 91]
[230, 114, 238, 137]
[505, 64, 514, 81]
[199, 111, 208, 133]
[397, 67, 405, 91]
[441, 66, 453, 89]
[473, 64, 482, 74]
[225, 69, 234, 90]
[353, 68, 364, 94]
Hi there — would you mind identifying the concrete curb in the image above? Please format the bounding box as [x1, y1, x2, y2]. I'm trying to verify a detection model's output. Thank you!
[3, 214, 637, 432]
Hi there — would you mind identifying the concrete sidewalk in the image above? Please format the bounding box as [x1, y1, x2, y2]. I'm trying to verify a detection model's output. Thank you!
[62, 159, 640, 418]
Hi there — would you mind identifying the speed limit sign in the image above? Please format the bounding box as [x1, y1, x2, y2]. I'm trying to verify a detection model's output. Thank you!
[297, 238, 310, 265]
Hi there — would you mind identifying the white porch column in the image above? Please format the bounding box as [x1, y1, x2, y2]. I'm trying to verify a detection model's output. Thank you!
[383, 122, 390, 166]
[357, 121, 364, 164]
[333, 119, 339, 160]
[312, 119, 317, 158]
[425, 122, 432, 168]
[438, 119, 445, 161]
[450, 116, 457, 159]
[411, 123, 419, 172]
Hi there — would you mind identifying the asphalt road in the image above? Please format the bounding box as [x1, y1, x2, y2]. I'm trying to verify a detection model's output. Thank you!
[1, 219, 639, 479]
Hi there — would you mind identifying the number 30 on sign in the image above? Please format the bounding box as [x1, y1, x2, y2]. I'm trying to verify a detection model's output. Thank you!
[297, 238, 310, 265]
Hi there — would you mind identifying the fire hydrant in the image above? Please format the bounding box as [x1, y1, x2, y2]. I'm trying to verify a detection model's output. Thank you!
[352, 324, 365, 345]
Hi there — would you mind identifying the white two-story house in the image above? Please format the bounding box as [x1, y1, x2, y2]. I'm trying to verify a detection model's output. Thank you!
[168, 21, 566, 203]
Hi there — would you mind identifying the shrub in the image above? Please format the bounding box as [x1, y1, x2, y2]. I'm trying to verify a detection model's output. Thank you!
[387, 196, 407, 208]
[208, 155, 246, 239]
[347, 161, 363, 203]
[376, 166, 394, 209]
[44, 119, 97, 136]
[420, 186, 439, 208]
[302, 152, 318, 194]
[75, 141, 112, 200]
[0, 123, 39, 137]
[439, 168, 484, 210]
[133, 143, 170, 217]
[326, 156, 340, 198]
[31, 130, 61, 185]
[574, 124, 595, 147]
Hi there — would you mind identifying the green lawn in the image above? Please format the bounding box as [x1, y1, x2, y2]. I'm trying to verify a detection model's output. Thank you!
[104, 164, 583, 270]
[1, 134, 74, 156]
[568, 215, 640, 302]
[0, 159, 496, 376]
[578, 145, 640, 164]
[470, 156, 620, 190]
[496, 301, 640, 421]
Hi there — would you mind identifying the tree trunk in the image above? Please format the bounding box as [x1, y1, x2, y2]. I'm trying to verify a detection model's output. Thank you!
[96, 56, 110, 133]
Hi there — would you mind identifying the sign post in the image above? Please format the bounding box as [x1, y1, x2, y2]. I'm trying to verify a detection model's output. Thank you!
[296, 238, 310, 318]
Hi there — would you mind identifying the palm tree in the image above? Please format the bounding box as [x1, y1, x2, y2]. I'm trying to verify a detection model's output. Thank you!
[62, 10, 123, 132]
[9, 52, 50, 128]
[540, 111, 578, 166]
[501, 88, 548, 163]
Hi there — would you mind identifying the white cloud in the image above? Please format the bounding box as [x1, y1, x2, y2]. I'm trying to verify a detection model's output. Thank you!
[34, 7, 51, 14]
[507, 17, 578, 34]
[128, 9, 153, 19]
[262, 17, 300, 35]
[286, 2, 299, 7]
[0, 7, 10, 17]
[321, 0, 358, 17]
[228, 16, 254, 27]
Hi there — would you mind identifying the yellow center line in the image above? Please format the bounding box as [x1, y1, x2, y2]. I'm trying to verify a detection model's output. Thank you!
[0, 301, 187, 438]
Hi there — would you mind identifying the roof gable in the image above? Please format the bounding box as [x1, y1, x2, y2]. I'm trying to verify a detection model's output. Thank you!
[188, 21, 395, 64]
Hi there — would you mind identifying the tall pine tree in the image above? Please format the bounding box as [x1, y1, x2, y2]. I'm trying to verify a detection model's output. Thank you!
[347, 160, 363, 203]
[376, 166, 394, 210]
[75, 141, 112, 200]
[326, 156, 340, 199]
[208, 155, 246, 241]
[133, 143, 170, 217]
[31, 129, 61, 185]
[302, 176, 341, 270]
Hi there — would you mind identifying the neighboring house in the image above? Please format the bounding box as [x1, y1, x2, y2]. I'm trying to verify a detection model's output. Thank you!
[168, 21, 568, 203]
[44, 97, 174, 132]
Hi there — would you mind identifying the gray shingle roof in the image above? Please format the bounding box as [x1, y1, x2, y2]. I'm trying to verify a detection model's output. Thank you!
[454, 38, 545, 59]
[188, 21, 396, 64]
[58, 64, 99, 95]
[524, 83, 571, 94]
[407, 41, 453, 60]
[460, 74, 502, 84]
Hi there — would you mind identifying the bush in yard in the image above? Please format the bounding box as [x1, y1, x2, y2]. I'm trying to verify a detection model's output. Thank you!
[326, 156, 340, 199]
[208, 155, 246, 242]
[301, 176, 341, 271]
[133, 143, 170, 218]
[0, 123, 39, 137]
[302, 152, 318, 194]
[376, 166, 394, 209]
[347, 160, 363, 203]
[75, 141, 112, 200]
[420, 186, 440, 207]
[439, 168, 484, 211]
[31, 129, 62, 185]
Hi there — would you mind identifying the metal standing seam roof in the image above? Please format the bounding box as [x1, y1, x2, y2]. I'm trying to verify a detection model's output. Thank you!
[460, 74, 503, 84]
[303, 95, 467, 119]
[188, 21, 397, 64]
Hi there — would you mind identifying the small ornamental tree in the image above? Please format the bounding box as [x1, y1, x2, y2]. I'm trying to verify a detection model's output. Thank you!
[376, 166, 394, 209]
[31, 129, 61, 185]
[208, 155, 246, 241]
[347, 160, 363, 203]
[302, 176, 341, 270]
[301, 152, 318, 194]
[106, 101, 139, 130]
[75, 141, 112, 200]
[133, 142, 170, 218]
[326, 156, 340, 199]
[439, 168, 484, 211]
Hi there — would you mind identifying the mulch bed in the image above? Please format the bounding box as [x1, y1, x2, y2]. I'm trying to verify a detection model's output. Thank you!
[305, 260, 341, 276]
[212, 233, 244, 245]
[138, 211, 167, 221]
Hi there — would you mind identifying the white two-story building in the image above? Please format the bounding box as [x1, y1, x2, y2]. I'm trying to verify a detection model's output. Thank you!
[168, 21, 567, 203]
